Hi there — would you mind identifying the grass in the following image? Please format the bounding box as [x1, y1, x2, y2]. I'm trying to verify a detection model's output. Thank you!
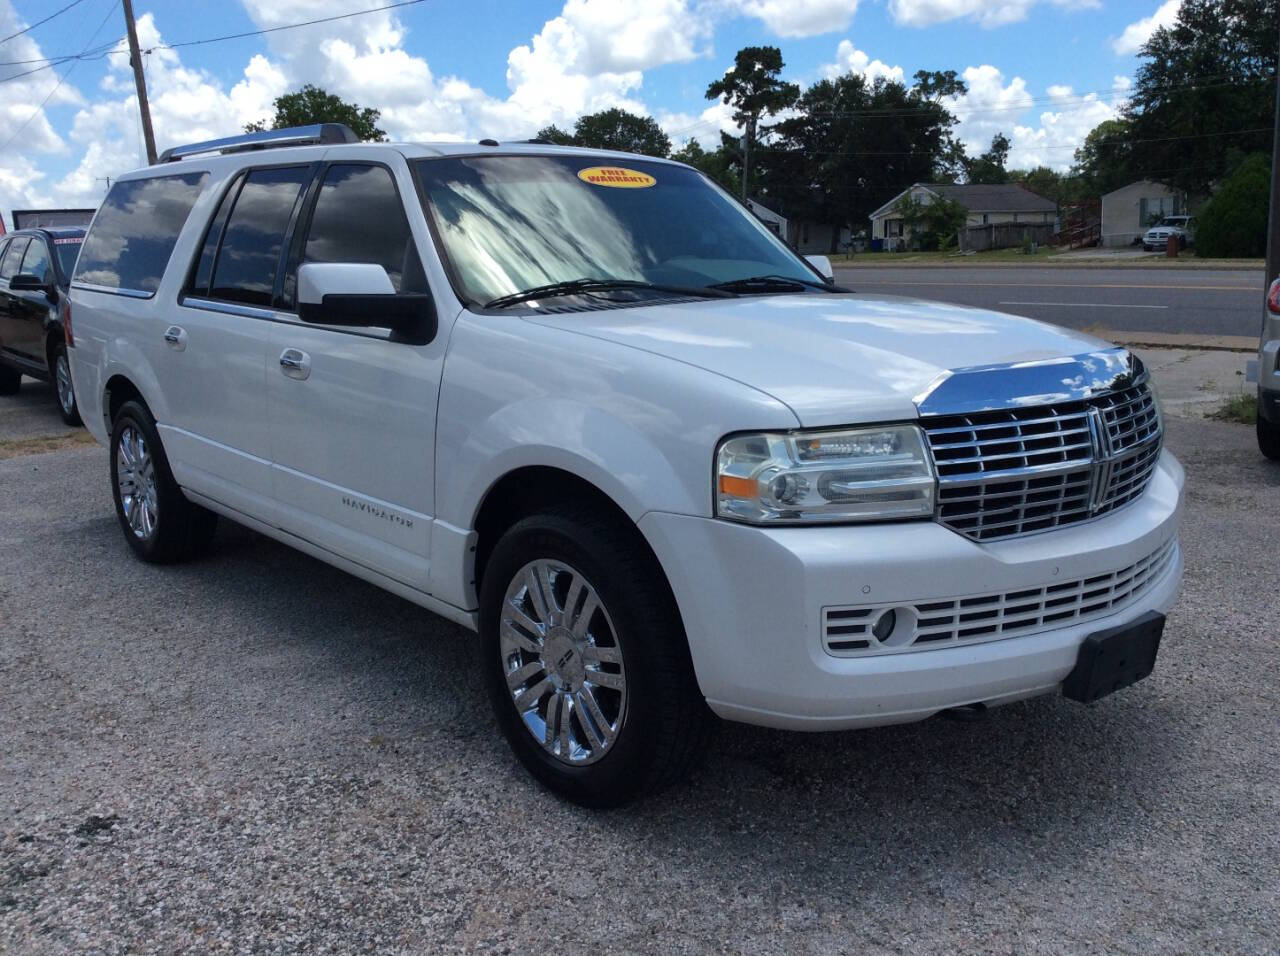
[830, 249, 1265, 270]
[1208, 393, 1258, 424]
[0, 431, 97, 460]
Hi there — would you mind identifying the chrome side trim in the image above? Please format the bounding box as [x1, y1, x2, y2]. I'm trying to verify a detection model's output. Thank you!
[179, 296, 282, 321]
[71, 282, 154, 300]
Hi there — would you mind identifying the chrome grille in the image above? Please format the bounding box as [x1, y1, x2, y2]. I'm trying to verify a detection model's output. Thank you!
[923, 381, 1161, 541]
[823, 537, 1177, 657]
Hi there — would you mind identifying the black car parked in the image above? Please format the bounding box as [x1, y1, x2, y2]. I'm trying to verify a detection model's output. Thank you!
[0, 226, 84, 425]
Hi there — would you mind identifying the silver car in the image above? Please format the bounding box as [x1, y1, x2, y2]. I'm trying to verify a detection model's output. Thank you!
[1259, 277, 1280, 459]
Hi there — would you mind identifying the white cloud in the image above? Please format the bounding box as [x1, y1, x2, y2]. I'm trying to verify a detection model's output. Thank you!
[888, 0, 1097, 28]
[945, 67, 1124, 172]
[1112, 0, 1181, 55]
[724, 0, 857, 38]
[821, 40, 904, 83]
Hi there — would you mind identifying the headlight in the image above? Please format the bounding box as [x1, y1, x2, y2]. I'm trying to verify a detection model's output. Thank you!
[716, 425, 936, 524]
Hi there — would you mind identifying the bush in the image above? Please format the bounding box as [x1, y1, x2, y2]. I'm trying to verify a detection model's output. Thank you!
[1195, 153, 1270, 258]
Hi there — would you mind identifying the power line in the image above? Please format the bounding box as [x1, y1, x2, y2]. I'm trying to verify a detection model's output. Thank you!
[0, 0, 91, 45]
[0, 0, 115, 155]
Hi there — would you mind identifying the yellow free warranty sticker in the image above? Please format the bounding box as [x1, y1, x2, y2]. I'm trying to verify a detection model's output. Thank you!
[577, 166, 656, 188]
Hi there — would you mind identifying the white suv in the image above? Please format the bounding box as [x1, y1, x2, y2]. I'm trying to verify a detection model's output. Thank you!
[69, 125, 1184, 806]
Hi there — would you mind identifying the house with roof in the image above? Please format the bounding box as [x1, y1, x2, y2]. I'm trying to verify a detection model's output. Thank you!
[869, 183, 1057, 250]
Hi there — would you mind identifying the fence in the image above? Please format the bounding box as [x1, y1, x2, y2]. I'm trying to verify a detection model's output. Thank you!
[957, 222, 1056, 252]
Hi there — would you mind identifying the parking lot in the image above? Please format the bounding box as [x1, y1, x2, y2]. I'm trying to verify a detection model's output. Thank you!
[2, 363, 1278, 953]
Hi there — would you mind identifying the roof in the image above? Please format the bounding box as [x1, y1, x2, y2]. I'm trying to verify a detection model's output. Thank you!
[1100, 179, 1180, 200]
[870, 182, 1057, 219]
[4, 226, 86, 239]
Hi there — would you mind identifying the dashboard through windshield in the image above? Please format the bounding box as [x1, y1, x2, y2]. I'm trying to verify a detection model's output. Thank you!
[414, 154, 818, 308]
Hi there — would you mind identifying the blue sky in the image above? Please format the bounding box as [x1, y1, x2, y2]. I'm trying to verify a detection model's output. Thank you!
[0, 0, 1180, 215]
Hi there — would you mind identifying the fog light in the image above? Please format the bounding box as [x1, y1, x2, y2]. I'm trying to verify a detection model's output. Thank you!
[871, 608, 896, 643]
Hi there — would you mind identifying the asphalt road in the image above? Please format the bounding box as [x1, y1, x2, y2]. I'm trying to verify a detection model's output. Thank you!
[1, 376, 1278, 952]
[835, 266, 1266, 338]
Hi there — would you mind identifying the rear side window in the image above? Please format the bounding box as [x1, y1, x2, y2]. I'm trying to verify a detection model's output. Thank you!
[0, 238, 27, 280]
[75, 172, 208, 296]
[21, 239, 51, 283]
[208, 166, 309, 307]
[302, 164, 413, 292]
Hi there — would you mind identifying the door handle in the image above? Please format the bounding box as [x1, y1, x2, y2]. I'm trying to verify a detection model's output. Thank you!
[163, 325, 187, 351]
[279, 348, 311, 380]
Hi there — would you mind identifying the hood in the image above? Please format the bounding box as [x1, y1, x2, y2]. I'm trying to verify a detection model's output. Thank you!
[526, 293, 1114, 427]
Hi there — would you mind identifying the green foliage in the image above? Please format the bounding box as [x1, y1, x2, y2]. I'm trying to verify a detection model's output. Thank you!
[1194, 152, 1270, 258]
[767, 73, 962, 245]
[244, 84, 385, 141]
[535, 109, 671, 157]
[1124, 0, 1277, 196]
[891, 193, 969, 251]
[966, 133, 1010, 185]
[706, 46, 800, 195]
[1071, 118, 1135, 196]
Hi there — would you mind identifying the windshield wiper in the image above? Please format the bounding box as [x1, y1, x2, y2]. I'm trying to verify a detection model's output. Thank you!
[708, 274, 843, 294]
[485, 278, 735, 309]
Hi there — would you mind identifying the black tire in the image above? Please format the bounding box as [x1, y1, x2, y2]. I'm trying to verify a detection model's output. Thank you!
[0, 364, 20, 396]
[1259, 408, 1280, 461]
[52, 343, 81, 426]
[109, 399, 218, 563]
[479, 506, 709, 807]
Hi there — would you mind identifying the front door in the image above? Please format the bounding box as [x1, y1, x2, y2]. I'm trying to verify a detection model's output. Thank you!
[267, 161, 444, 589]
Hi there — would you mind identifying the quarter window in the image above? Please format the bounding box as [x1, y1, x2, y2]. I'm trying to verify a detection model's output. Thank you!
[75, 172, 208, 295]
[0, 238, 28, 280]
[21, 239, 51, 283]
[209, 166, 310, 307]
[301, 164, 414, 292]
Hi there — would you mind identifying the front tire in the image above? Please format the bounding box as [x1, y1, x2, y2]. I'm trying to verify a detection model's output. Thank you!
[110, 400, 218, 563]
[479, 507, 708, 807]
[0, 365, 20, 396]
[53, 343, 81, 426]
[1259, 406, 1280, 460]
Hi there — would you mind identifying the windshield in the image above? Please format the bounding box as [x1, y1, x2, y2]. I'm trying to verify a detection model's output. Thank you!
[53, 237, 84, 283]
[414, 155, 817, 307]
[1157, 217, 1186, 227]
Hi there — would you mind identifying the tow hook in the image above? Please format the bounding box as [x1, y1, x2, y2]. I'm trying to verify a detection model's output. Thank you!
[939, 702, 988, 722]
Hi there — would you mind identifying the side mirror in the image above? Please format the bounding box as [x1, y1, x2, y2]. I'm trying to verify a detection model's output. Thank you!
[297, 262, 436, 345]
[10, 273, 52, 294]
[804, 255, 835, 284]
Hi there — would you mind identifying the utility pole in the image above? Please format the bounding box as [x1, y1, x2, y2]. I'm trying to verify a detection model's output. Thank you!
[122, 0, 157, 165]
[1267, 14, 1280, 292]
[741, 124, 752, 201]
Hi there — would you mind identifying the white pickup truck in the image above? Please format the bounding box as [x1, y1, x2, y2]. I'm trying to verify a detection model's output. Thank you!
[66, 125, 1184, 806]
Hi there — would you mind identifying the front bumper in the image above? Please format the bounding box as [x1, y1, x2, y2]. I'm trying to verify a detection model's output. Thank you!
[638, 450, 1185, 731]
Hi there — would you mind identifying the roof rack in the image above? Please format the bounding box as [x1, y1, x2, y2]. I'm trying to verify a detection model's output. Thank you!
[158, 124, 359, 163]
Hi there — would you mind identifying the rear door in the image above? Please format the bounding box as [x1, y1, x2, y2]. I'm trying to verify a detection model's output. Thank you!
[161, 164, 316, 522]
[266, 158, 442, 588]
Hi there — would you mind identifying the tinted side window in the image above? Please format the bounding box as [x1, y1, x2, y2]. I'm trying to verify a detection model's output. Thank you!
[302, 164, 413, 292]
[21, 239, 51, 283]
[189, 174, 243, 298]
[0, 238, 26, 280]
[210, 166, 309, 307]
[75, 172, 208, 295]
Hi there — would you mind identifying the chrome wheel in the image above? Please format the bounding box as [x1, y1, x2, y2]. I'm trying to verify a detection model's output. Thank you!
[500, 559, 627, 765]
[55, 352, 74, 415]
[116, 425, 158, 539]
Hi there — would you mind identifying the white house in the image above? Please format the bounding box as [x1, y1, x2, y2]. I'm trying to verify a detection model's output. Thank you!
[744, 198, 787, 238]
[869, 183, 1057, 250]
[1100, 180, 1185, 248]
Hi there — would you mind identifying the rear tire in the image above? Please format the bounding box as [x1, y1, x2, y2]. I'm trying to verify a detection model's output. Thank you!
[0, 365, 20, 396]
[479, 506, 709, 807]
[110, 400, 218, 563]
[1259, 407, 1280, 461]
[53, 343, 81, 426]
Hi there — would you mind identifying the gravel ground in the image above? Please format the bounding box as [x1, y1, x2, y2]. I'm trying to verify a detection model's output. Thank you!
[1, 385, 1278, 952]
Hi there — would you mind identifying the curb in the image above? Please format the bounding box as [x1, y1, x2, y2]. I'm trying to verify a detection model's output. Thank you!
[1106, 332, 1258, 353]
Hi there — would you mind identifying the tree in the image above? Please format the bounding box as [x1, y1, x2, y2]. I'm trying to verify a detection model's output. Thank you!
[1124, 0, 1277, 196]
[1194, 152, 1270, 257]
[892, 192, 969, 250]
[767, 73, 963, 250]
[1071, 118, 1135, 196]
[245, 84, 386, 141]
[705, 46, 799, 198]
[912, 69, 967, 101]
[966, 133, 1010, 184]
[535, 109, 671, 157]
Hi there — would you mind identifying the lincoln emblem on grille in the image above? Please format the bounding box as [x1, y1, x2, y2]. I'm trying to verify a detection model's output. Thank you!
[1085, 405, 1115, 511]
